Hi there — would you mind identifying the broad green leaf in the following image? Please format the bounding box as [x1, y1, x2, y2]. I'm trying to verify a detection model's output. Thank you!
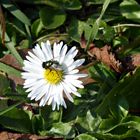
[0, 101, 24, 116]
[18, 39, 30, 49]
[68, 18, 94, 43]
[96, 68, 140, 117]
[31, 19, 44, 37]
[1, 0, 31, 25]
[40, 7, 66, 29]
[120, 0, 140, 23]
[0, 62, 21, 77]
[0, 107, 32, 133]
[74, 134, 97, 140]
[41, 106, 61, 127]
[7, 20, 26, 36]
[49, 122, 75, 138]
[63, 102, 88, 122]
[99, 118, 118, 133]
[99, 116, 140, 138]
[32, 114, 45, 134]
[93, 129, 140, 139]
[76, 110, 102, 132]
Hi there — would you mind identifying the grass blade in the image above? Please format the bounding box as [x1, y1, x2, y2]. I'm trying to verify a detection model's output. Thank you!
[0, 62, 21, 77]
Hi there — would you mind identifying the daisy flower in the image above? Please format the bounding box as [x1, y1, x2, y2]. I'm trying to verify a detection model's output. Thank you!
[21, 41, 87, 110]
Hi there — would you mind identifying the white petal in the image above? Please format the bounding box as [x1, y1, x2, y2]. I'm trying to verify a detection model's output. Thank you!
[26, 56, 42, 65]
[67, 69, 79, 74]
[61, 99, 67, 108]
[32, 44, 46, 61]
[52, 100, 56, 110]
[28, 51, 42, 63]
[67, 59, 85, 71]
[39, 96, 46, 106]
[23, 65, 43, 74]
[41, 84, 53, 106]
[21, 72, 43, 79]
[27, 79, 46, 97]
[63, 50, 78, 66]
[41, 42, 50, 60]
[65, 74, 88, 80]
[24, 79, 37, 86]
[66, 46, 76, 56]
[45, 40, 53, 60]
[72, 91, 81, 97]
[23, 60, 41, 68]
[70, 79, 84, 88]
[53, 41, 63, 60]
[61, 83, 74, 102]
[48, 96, 53, 105]
[35, 83, 50, 101]
[59, 44, 68, 64]
[63, 79, 77, 92]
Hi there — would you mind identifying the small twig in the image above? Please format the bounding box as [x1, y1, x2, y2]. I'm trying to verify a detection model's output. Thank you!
[0, 5, 6, 46]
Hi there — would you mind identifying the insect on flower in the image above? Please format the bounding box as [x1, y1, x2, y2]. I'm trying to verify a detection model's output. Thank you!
[21, 40, 87, 110]
[42, 60, 60, 69]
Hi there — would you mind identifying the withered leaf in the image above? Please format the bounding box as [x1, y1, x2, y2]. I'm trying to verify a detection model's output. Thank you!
[0, 54, 23, 85]
[88, 45, 122, 73]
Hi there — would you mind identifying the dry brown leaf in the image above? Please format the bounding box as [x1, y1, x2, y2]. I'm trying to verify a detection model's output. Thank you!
[131, 54, 140, 67]
[80, 36, 122, 73]
[88, 45, 122, 73]
[0, 54, 23, 85]
[0, 131, 63, 140]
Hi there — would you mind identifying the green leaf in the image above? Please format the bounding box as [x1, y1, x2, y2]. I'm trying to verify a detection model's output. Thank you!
[13, 0, 82, 10]
[102, 26, 115, 42]
[32, 114, 45, 134]
[18, 39, 30, 49]
[68, 18, 95, 43]
[0, 62, 21, 77]
[31, 19, 44, 37]
[74, 134, 97, 140]
[0, 74, 10, 95]
[0, 107, 32, 133]
[86, 0, 111, 50]
[86, 0, 118, 5]
[0, 27, 23, 65]
[1, 0, 31, 25]
[49, 122, 75, 138]
[96, 68, 140, 117]
[0, 100, 8, 112]
[120, 0, 140, 23]
[41, 106, 61, 125]
[76, 110, 102, 132]
[4, 85, 27, 101]
[6, 42, 23, 66]
[40, 7, 66, 29]
[113, 36, 129, 48]
[0, 101, 24, 116]
[7, 19, 26, 36]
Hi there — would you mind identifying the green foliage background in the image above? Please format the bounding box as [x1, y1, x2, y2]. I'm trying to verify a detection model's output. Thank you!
[0, 0, 140, 139]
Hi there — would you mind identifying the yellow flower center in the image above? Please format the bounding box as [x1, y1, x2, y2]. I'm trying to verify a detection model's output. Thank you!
[44, 68, 63, 84]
